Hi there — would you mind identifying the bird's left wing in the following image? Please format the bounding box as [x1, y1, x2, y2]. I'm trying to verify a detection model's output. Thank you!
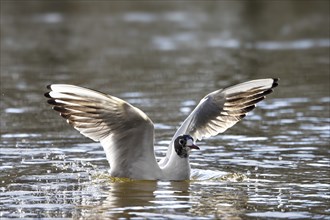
[159, 78, 278, 167]
[184, 78, 279, 140]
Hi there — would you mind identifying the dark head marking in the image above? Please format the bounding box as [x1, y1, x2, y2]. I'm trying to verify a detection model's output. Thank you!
[174, 135, 199, 158]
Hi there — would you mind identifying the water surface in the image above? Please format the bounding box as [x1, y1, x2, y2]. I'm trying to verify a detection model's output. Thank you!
[1, 1, 329, 219]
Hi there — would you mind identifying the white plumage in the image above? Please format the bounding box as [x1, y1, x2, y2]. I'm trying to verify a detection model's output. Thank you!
[45, 78, 279, 180]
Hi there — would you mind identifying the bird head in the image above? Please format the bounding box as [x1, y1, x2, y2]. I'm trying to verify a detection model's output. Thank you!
[174, 135, 199, 158]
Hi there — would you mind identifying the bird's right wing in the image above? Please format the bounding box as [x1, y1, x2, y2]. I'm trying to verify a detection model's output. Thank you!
[45, 84, 161, 179]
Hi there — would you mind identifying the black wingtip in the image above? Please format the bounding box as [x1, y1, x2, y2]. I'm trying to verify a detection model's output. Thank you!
[262, 89, 273, 96]
[244, 105, 256, 112]
[239, 114, 247, 120]
[53, 106, 60, 111]
[44, 92, 51, 98]
[47, 99, 57, 105]
[46, 84, 52, 90]
[60, 112, 70, 119]
[53, 106, 66, 112]
[272, 78, 280, 88]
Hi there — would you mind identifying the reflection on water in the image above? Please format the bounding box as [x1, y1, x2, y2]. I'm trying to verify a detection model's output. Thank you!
[1, 1, 329, 219]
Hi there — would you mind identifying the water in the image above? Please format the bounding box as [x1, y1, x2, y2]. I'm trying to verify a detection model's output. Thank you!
[1, 1, 329, 219]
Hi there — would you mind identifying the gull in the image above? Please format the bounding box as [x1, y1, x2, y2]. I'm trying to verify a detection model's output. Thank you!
[45, 78, 279, 180]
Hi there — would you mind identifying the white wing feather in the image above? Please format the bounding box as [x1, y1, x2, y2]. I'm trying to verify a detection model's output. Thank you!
[159, 78, 279, 167]
[45, 84, 162, 179]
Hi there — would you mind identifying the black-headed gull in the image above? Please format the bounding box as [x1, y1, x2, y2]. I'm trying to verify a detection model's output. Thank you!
[45, 78, 279, 180]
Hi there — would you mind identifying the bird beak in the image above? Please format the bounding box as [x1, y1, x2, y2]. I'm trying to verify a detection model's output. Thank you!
[188, 144, 200, 150]
[186, 139, 200, 150]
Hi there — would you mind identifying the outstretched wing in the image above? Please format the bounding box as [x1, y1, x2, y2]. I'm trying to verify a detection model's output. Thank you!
[45, 84, 161, 179]
[159, 78, 279, 167]
[185, 78, 279, 140]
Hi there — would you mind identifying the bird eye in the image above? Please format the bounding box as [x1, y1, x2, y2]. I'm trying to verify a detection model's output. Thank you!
[179, 139, 185, 145]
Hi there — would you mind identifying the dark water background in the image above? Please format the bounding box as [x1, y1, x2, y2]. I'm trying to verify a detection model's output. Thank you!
[1, 1, 329, 219]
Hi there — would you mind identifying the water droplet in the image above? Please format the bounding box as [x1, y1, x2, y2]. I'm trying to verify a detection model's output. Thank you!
[47, 170, 51, 174]
[246, 170, 251, 176]
[278, 156, 283, 160]
[43, 153, 50, 160]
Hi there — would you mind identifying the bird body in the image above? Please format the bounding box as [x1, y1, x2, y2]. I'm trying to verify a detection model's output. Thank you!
[45, 78, 279, 180]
